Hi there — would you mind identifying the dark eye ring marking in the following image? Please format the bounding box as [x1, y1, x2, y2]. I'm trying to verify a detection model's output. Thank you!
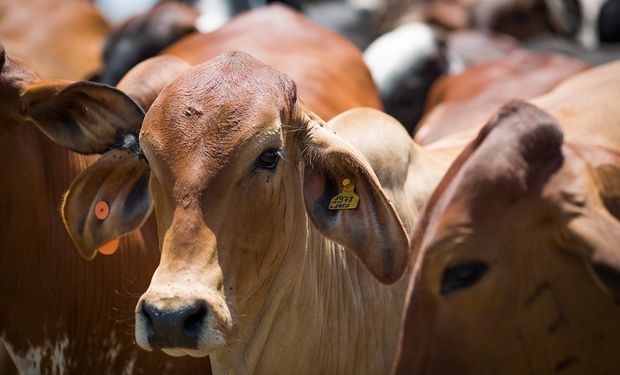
[440, 261, 488, 295]
[254, 148, 284, 171]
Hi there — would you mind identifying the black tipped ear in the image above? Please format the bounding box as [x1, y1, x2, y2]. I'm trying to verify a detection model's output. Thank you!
[62, 149, 152, 259]
[20, 80, 144, 154]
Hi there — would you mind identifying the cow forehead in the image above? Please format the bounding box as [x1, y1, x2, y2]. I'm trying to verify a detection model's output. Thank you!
[142, 52, 295, 157]
[140, 52, 296, 194]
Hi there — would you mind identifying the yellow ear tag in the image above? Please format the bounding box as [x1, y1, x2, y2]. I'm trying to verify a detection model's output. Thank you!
[329, 179, 359, 210]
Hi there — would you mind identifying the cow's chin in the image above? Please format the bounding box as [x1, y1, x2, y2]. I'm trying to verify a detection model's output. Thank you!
[135, 328, 228, 356]
[162, 348, 211, 358]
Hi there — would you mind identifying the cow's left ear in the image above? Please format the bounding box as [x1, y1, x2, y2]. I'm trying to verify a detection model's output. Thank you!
[302, 119, 410, 284]
[20, 80, 144, 154]
[62, 149, 152, 259]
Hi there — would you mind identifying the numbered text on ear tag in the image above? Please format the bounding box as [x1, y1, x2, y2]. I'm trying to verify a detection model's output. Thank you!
[329, 179, 360, 210]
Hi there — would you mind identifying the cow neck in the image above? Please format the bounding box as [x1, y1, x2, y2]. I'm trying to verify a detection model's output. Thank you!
[208, 216, 408, 374]
[208, 140, 460, 374]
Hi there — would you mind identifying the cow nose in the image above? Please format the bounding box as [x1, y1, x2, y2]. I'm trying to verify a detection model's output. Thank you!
[140, 300, 208, 348]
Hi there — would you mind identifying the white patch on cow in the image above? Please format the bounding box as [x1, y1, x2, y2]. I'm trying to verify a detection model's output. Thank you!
[122, 355, 137, 375]
[194, 0, 232, 33]
[1, 335, 70, 375]
[575, 0, 605, 49]
[346, 0, 383, 12]
[50, 337, 69, 375]
[94, 0, 159, 24]
[364, 23, 439, 95]
[104, 331, 122, 364]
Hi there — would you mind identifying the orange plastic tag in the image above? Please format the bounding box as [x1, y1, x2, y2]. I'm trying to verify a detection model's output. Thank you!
[97, 238, 120, 255]
[95, 201, 110, 220]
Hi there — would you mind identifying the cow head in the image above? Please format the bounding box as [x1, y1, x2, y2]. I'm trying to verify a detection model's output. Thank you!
[394, 101, 620, 374]
[26, 51, 408, 357]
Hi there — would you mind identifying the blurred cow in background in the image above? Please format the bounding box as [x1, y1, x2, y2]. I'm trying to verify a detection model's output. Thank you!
[100, 1, 198, 84]
[0, 0, 109, 80]
[0, 4, 382, 372]
[394, 60, 620, 374]
[414, 49, 589, 143]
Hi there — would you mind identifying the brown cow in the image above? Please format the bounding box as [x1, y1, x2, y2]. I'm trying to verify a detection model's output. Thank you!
[22, 48, 468, 373]
[0, 45, 212, 373]
[0, 0, 109, 80]
[5, 6, 388, 372]
[162, 4, 381, 121]
[427, 59, 620, 151]
[394, 64, 620, 373]
[415, 49, 589, 144]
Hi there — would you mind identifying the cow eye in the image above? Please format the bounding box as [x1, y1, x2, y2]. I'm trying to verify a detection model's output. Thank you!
[254, 148, 282, 171]
[440, 261, 488, 295]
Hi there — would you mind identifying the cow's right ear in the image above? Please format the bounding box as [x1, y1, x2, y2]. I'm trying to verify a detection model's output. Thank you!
[62, 149, 153, 259]
[301, 116, 410, 284]
[20, 80, 144, 154]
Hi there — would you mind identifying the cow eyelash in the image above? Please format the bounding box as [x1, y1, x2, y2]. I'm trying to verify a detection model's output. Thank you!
[254, 148, 284, 171]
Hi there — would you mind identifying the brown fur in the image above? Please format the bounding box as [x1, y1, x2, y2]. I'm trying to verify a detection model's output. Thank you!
[163, 4, 381, 121]
[415, 49, 589, 144]
[0, 0, 109, 80]
[394, 75, 620, 373]
[0, 47, 209, 373]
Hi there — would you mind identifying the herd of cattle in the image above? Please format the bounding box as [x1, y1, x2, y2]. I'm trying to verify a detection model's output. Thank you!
[1, 0, 620, 374]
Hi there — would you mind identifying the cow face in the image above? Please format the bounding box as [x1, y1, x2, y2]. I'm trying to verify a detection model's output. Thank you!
[134, 51, 301, 355]
[130, 51, 408, 356]
[395, 101, 620, 374]
[36, 51, 408, 357]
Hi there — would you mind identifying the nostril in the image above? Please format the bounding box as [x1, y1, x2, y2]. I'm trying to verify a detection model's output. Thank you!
[140, 301, 156, 334]
[183, 302, 207, 337]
